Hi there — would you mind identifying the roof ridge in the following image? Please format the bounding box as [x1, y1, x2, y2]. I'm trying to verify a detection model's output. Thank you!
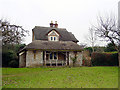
[33, 40, 73, 43]
[34, 26, 66, 29]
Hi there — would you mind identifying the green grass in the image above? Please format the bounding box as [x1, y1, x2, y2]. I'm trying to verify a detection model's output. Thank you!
[2, 67, 118, 88]
[0, 68, 2, 89]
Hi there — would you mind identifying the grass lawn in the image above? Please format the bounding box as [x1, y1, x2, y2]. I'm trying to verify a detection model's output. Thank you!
[2, 67, 118, 88]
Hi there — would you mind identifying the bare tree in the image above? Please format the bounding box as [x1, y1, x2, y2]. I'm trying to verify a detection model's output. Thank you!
[0, 19, 29, 45]
[86, 27, 97, 52]
[92, 15, 120, 66]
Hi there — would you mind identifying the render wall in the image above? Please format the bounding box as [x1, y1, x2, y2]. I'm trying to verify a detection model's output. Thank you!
[75, 52, 83, 66]
[69, 52, 74, 66]
[26, 50, 43, 67]
[19, 51, 26, 68]
[22, 50, 82, 67]
[69, 51, 83, 66]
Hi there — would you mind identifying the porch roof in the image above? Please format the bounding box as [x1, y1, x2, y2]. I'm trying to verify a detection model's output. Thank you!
[21, 40, 83, 52]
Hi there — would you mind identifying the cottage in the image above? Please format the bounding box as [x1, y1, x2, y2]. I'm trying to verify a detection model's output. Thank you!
[19, 21, 83, 67]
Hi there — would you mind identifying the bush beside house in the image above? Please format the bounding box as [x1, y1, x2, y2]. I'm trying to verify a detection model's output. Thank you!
[91, 52, 118, 66]
[2, 44, 26, 68]
[82, 51, 91, 66]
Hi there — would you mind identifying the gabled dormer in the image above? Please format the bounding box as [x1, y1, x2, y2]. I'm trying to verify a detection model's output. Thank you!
[47, 29, 59, 41]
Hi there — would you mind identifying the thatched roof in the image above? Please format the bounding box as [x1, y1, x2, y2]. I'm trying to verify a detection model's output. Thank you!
[32, 26, 79, 42]
[22, 40, 83, 51]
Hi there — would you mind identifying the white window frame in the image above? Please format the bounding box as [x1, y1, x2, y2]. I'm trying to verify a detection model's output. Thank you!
[49, 52, 58, 60]
[50, 36, 57, 41]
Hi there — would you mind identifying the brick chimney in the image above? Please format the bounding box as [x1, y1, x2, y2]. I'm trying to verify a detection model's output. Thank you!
[54, 21, 58, 28]
[50, 21, 58, 28]
[50, 21, 53, 27]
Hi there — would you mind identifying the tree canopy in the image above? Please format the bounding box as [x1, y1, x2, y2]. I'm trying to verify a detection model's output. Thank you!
[91, 14, 120, 66]
[0, 19, 29, 45]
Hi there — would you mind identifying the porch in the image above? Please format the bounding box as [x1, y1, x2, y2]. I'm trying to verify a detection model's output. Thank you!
[43, 51, 70, 66]
[46, 60, 66, 66]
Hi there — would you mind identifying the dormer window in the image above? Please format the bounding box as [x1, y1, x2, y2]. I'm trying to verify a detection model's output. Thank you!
[48, 30, 59, 41]
[54, 37, 56, 41]
[50, 36, 56, 41]
[50, 36, 57, 41]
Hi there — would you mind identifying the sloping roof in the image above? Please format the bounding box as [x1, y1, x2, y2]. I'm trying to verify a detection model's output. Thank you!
[23, 40, 83, 51]
[32, 26, 79, 42]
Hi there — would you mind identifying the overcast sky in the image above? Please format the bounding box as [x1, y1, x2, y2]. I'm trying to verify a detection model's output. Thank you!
[0, 0, 119, 46]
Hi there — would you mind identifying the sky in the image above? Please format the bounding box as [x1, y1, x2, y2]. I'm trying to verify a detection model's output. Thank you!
[0, 0, 119, 46]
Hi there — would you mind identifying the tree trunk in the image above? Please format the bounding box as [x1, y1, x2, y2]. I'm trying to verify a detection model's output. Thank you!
[119, 52, 120, 67]
[92, 46, 94, 52]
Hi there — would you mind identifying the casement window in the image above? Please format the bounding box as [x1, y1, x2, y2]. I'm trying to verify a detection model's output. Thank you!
[54, 37, 56, 41]
[50, 36, 57, 41]
[50, 52, 53, 59]
[50, 52, 57, 60]
[54, 52, 57, 59]
[51, 37, 53, 41]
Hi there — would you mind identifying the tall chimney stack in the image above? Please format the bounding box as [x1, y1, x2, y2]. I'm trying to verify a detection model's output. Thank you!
[55, 21, 58, 28]
[50, 21, 58, 28]
[50, 21, 53, 27]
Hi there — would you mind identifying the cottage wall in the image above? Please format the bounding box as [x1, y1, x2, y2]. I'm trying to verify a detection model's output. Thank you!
[69, 51, 83, 66]
[26, 50, 43, 67]
[19, 51, 26, 68]
[69, 52, 74, 66]
[75, 52, 83, 66]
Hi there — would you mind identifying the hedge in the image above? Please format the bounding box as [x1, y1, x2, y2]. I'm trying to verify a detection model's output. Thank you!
[91, 52, 118, 66]
[2, 44, 26, 68]
[2, 49, 19, 68]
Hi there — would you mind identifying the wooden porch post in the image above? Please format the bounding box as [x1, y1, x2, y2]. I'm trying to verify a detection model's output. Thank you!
[68, 52, 69, 66]
[56, 52, 58, 66]
[56, 59, 57, 66]
[50, 52, 52, 66]
[50, 59, 52, 66]
[44, 51, 46, 66]
[66, 52, 67, 66]
[62, 61, 63, 66]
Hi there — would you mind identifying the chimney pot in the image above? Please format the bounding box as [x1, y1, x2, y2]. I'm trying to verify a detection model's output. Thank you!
[55, 21, 58, 28]
[55, 21, 57, 24]
[50, 20, 53, 27]
[51, 21, 53, 23]
[50, 21, 58, 28]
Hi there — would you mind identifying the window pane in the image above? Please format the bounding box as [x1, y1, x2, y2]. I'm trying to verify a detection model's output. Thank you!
[54, 37, 56, 41]
[51, 37, 53, 41]
[54, 52, 57, 59]
[50, 53, 53, 59]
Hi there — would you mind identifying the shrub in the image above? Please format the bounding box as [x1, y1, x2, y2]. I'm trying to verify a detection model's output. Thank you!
[2, 49, 18, 67]
[71, 56, 77, 66]
[2, 44, 26, 67]
[82, 51, 91, 66]
[91, 52, 118, 66]
[8, 60, 19, 68]
[104, 43, 117, 52]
